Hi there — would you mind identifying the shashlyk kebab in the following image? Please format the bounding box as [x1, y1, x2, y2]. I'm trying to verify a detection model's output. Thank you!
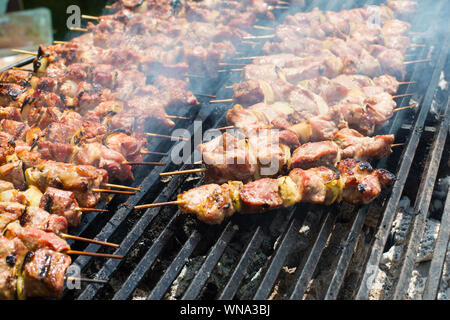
[0, 229, 118, 300]
[1, 58, 199, 129]
[271, 5, 415, 44]
[243, 41, 411, 82]
[138, 158, 395, 225]
[0, 93, 152, 183]
[0, 235, 71, 299]
[105, 0, 286, 22]
[226, 81, 401, 139]
[165, 126, 394, 184]
[231, 73, 405, 107]
[0, 180, 104, 227]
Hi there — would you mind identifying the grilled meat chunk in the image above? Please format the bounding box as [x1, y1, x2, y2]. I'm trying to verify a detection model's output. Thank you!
[73, 142, 133, 182]
[289, 167, 341, 205]
[0, 236, 28, 300]
[25, 161, 108, 208]
[291, 141, 340, 169]
[239, 178, 283, 213]
[0, 161, 26, 190]
[4, 222, 70, 252]
[22, 248, 71, 299]
[334, 128, 394, 161]
[39, 187, 81, 227]
[337, 158, 395, 204]
[178, 183, 235, 225]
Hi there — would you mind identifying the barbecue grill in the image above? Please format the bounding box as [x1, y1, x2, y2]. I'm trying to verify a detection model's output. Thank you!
[3, 0, 449, 300]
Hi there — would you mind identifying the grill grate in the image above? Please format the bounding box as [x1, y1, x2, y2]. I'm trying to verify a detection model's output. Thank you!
[41, 0, 450, 300]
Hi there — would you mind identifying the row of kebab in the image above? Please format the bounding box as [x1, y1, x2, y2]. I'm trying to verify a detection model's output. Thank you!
[0, 0, 421, 300]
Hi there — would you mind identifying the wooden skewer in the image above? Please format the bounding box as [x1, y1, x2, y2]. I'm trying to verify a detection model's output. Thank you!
[66, 250, 123, 259]
[253, 25, 275, 31]
[159, 168, 206, 177]
[215, 125, 235, 130]
[12, 67, 33, 72]
[394, 105, 415, 112]
[134, 200, 186, 210]
[242, 34, 275, 40]
[398, 81, 416, 85]
[218, 69, 243, 73]
[146, 133, 189, 141]
[392, 143, 405, 147]
[278, 0, 289, 4]
[195, 93, 217, 98]
[69, 27, 88, 32]
[140, 149, 168, 156]
[233, 56, 262, 60]
[59, 233, 119, 248]
[92, 188, 135, 195]
[11, 49, 37, 55]
[105, 5, 112, 9]
[166, 115, 189, 120]
[102, 183, 141, 191]
[75, 207, 109, 213]
[392, 93, 414, 98]
[404, 59, 431, 65]
[122, 161, 166, 166]
[210, 98, 233, 103]
[65, 276, 108, 284]
[54, 40, 69, 44]
[241, 41, 259, 45]
[219, 63, 247, 66]
[82, 14, 100, 20]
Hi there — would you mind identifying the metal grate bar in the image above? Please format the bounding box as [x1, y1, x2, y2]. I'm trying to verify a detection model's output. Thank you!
[321, 15, 430, 301]
[147, 230, 202, 300]
[218, 226, 265, 300]
[393, 97, 450, 299]
[182, 222, 238, 300]
[75, 163, 189, 299]
[356, 24, 450, 300]
[324, 206, 369, 299]
[253, 212, 304, 299]
[423, 187, 450, 300]
[289, 210, 338, 299]
[112, 214, 178, 300]
[71, 104, 215, 274]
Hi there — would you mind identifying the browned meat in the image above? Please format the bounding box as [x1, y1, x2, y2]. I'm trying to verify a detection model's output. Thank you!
[337, 158, 395, 204]
[4, 222, 70, 253]
[102, 131, 148, 162]
[0, 236, 28, 300]
[239, 178, 283, 213]
[334, 128, 394, 161]
[199, 132, 258, 184]
[22, 248, 71, 299]
[25, 161, 108, 208]
[73, 142, 133, 182]
[0, 179, 14, 192]
[232, 80, 265, 106]
[289, 166, 340, 204]
[0, 161, 26, 190]
[291, 141, 340, 169]
[39, 187, 81, 227]
[178, 183, 234, 225]
[19, 207, 68, 234]
[37, 141, 74, 163]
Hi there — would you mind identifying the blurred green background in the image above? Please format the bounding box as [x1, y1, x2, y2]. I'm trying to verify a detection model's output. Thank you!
[13, 0, 109, 40]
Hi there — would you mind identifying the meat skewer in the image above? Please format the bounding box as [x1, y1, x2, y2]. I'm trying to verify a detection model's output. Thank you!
[0, 235, 110, 299]
[0, 201, 122, 258]
[160, 127, 395, 184]
[136, 158, 396, 224]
